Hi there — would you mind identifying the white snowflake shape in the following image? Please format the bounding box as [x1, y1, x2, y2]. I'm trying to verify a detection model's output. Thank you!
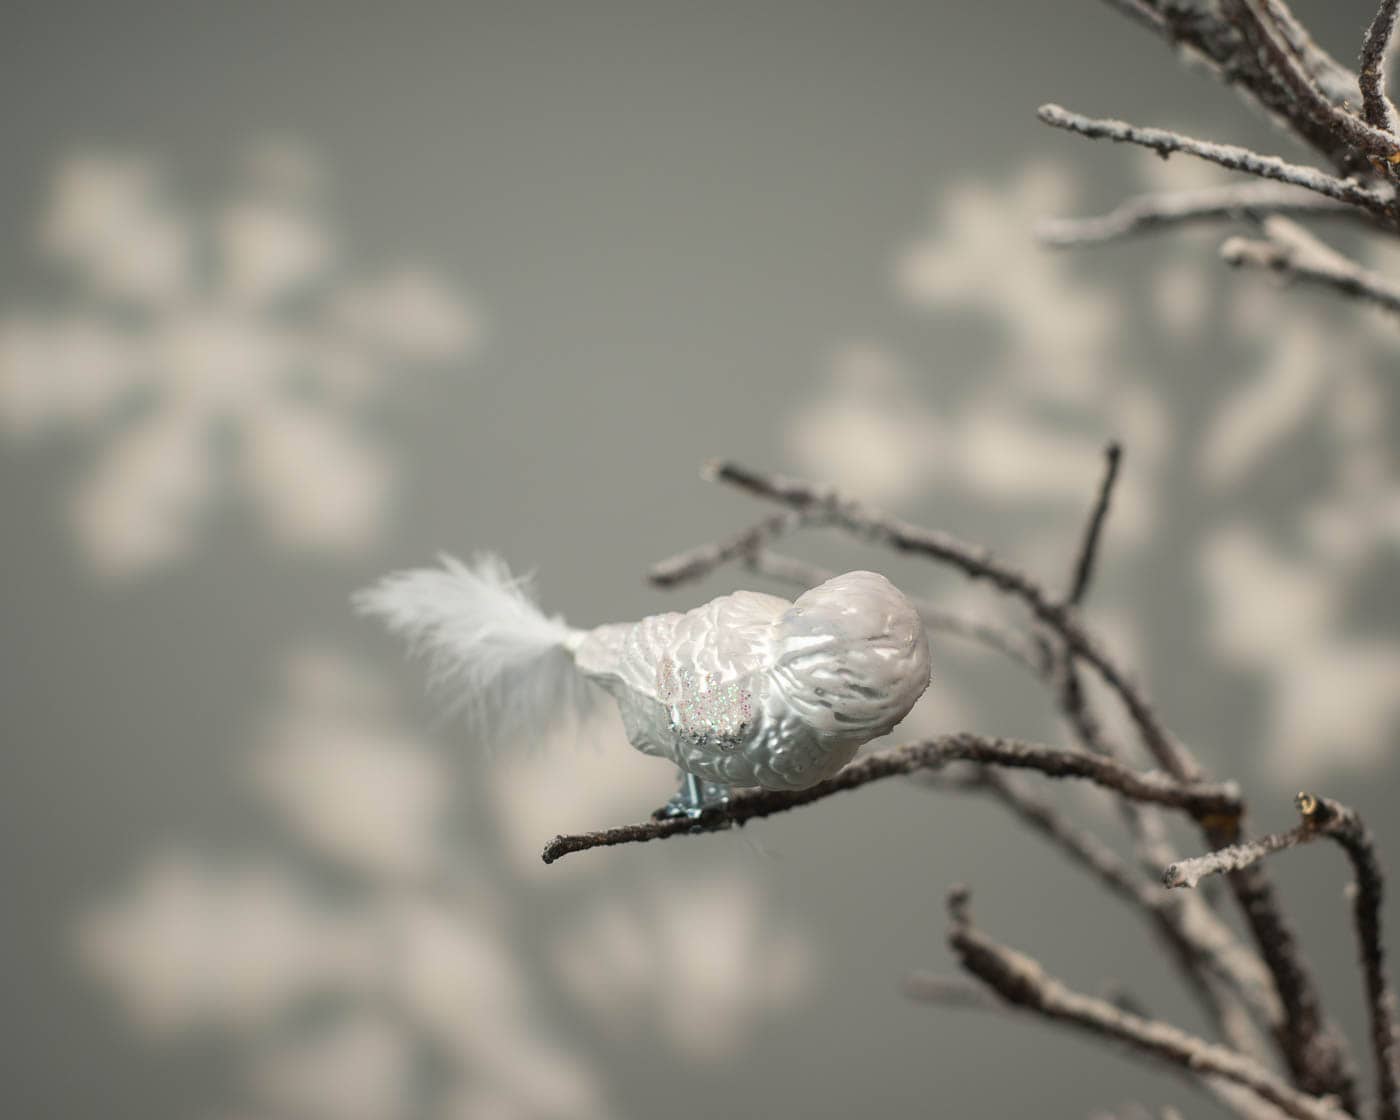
[787, 165, 1171, 549]
[0, 143, 480, 579]
[1201, 525, 1400, 781]
[895, 162, 1119, 403]
[551, 872, 816, 1064]
[78, 648, 818, 1119]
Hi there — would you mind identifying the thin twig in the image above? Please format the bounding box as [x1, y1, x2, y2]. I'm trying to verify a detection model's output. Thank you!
[1036, 183, 1362, 248]
[1305, 795, 1400, 1120]
[1054, 646, 1201, 890]
[908, 968, 1153, 1020]
[1168, 794, 1399, 1120]
[979, 768, 1162, 910]
[1361, 0, 1400, 137]
[1037, 104, 1394, 218]
[972, 768, 1273, 1055]
[1220, 215, 1400, 314]
[903, 971, 1002, 1010]
[1164, 826, 1309, 889]
[1103, 0, 1375, 175]
[649, 508, 806, 587]
[1099, 0, 1167, 37]
[1049, 647, 1280, 1059]
[908, 963, 1290, 1120]
[1263, 0, 1360, 107]
[539, 733, 1242, 864]
[946, 887, 1351, 1120]
[1226, 0, 1398, 161]
[1066, 441, 1124, 607]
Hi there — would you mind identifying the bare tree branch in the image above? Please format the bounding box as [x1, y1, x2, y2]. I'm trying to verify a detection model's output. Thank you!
[1225, 0, 1398, 161]
[908, 968, 1156, 1021]
[1051, 648, 1205, 906]
[649, 508, 805, 587]
[1036, 183, 1361, 248]
[908, 965, 1290, 1120]
[1262, 0, 1360, 107]
[1038, 8, 1381, 1093]
[1304, 796, 1400, 1120]
[1362, 0, 1400, 137]
[1100, 0, 1372, 175]
[1231, 850, 1357, 1107]
[903, 971, 1002, 1010]
[1048, 649, 1281, 1060]
[946, 887, 1352, 1120]
[1098, 0, 1168, 38]
[539, 733, 1242, 864]
[693, 461, 1352, 1105]
[1168, 794, 1400, 1120]
[1036, 104, 1394, 219]
[969, 767, 1274, 1056]
[978, 767, 1163, 909]
[1221, 215, 1400, 314]
[681, 498, 1275, 1055]
[1164, 827, 1310, 889]
[651, 472, 1273, 1051]
[1067, 441, 1124, 607]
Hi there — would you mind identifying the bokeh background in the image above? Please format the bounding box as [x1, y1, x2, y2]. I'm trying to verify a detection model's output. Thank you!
[3, 2, 1398, 1117]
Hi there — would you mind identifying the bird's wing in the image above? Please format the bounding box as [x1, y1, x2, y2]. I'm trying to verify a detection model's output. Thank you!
[574, 589, 789, 700]
[665, 589, 789, 685]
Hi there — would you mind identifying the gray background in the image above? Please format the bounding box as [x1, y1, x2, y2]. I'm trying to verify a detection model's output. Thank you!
[2, 2, 1398, 1118]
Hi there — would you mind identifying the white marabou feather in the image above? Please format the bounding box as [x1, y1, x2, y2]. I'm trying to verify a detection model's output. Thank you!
[353, 554, 599, 749]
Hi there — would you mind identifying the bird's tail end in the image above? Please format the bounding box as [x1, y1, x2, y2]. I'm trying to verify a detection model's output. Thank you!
[354, 553, 597, 749]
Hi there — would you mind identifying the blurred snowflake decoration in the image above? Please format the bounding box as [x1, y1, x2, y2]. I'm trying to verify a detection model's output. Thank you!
[1200, 524, 1400, 782]
[788, 165, 1170, 552]
[0, 142, 480, 579]
[552, 873, 815, 1063]
[78, 648, 817, 1119]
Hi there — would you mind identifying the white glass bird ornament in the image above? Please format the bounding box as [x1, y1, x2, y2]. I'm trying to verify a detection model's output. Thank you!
[356, 555, 931, 817]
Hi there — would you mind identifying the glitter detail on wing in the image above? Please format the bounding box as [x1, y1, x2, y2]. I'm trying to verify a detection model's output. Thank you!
[656, 659, 754, 749]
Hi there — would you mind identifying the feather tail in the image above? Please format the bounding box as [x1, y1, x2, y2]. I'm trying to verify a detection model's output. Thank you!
[354, 553, 597, 749]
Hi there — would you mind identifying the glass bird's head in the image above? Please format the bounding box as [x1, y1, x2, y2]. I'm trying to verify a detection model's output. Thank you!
[770, 571, 931, 740]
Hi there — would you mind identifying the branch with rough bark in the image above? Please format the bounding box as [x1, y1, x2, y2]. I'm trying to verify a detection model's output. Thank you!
[648, 509, 806, 587]
[1220, 216, 1400, 315]
[944, 887, 1352, 1120]
[544, 429, 1387, 1115]
[1227, 0, 1397, 162]
[1166, 794, 1400, 1120]
[905, 971, 1295, 1120]
[544, 6, 1400, 1112]
[1065, 440, 1122, 607]
[1030, 0, 1400, 1096]
[736, 447, 1278, 1055]
[645, 457, 1354, 1106]
[950, 765, 1277, 1056]
[1038, 0, 1400, 313]
[539, 732, 1240, 864]
[1362, 0, 1400, 137]
[1036, 183, 1363, 248]
[1036, 104, 1393, 216]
